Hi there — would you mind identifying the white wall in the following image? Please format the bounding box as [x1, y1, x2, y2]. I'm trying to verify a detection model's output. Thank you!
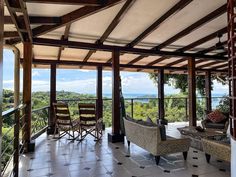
[232, 138, 236, 177]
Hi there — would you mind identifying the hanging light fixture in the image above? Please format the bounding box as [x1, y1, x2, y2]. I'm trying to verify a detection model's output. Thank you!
[215, 33, 225, 53]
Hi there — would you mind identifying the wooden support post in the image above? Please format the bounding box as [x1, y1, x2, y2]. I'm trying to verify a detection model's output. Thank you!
[23, 42, 35, 152]
[188, 58, 197, 127]
[158, 69, 167, 125]
[205, 71, 212, 111]
[14, 48, 20, 107]
[48, 64, 56, 134]
[108, 49, 124, 143]
[0, 0, 4, 172]
[96, 66, 103, 128]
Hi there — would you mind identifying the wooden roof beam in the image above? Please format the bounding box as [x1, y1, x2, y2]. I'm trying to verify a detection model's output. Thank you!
[83, 0, 135, 62]
[197, 61, 222, 68]
[4, 16, 61, 24]
[32, 0, 125, 37]
[28, 58, 227, 73]
[4, 31, 19, 38]
[24, 0, 108, 6]
[179, 59, 206, 68]
[157, 4, 227, 50]
[197, 41, 227, 54]
[211, 63, 228, 69]
[164, 58, 187, 67]
[177, 27, 227, 52]
[5, 0, 32, 42]
[127, 0, 193, 47]
[147, 56, 168, 66]
[127, 55, 146, 65]
[137, 56, 168, 72]
[57, 24, 71, 61]
[33, 37, 227, 60]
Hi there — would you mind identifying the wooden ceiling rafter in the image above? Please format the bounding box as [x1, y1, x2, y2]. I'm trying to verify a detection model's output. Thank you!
[4, 15, 61, 25]
[177, 27, 227, 52]
[4, 31, 19, 38]
[179, 59, 205, 68]
[27, 58, 227, 73]
[57, 24, 71, 61]
[164, 58, 187, 67]
[83, 0, 136, 63]
[33, 37, 227, 60]
[197, 61, 222, 69]
[127, 0, 193, 48]
[123, 3, 227, 65]
[157, 4, 227, 50]
[119, 0, 193, 65]
[5, 0, 33, 42]
[137, 56, 169, 72]
[24, 0, 108, 6]
[197, 41, 227, 54]
[211, 63, 228, 70]
[127, 55, 146, 65]
[147, 56, 169, 66]
[32, 0, 125, 37]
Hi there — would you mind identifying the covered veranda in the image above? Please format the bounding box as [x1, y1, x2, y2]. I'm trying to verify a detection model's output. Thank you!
[0, 0, 235, 177]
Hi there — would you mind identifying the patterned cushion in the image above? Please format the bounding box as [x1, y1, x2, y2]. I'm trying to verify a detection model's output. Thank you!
[207, 110, 226, 123]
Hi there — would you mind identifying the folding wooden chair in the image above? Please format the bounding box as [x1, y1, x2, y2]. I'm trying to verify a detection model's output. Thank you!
[78, 103, 103, 141]
[53, 102, 80, 140]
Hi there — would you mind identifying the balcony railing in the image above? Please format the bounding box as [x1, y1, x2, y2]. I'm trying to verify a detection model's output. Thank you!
[0, 96, 227, 177]
[31, 106, 50, 140]
[57, 96, 227, 127]
[1, 104, 26, 177]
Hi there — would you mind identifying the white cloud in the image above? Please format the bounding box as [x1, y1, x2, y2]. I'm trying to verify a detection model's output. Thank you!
[78, 69, 91, 72]
[212, 80, 229, 95]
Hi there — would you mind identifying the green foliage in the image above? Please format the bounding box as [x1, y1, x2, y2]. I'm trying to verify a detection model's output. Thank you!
[1, 127, 14, 171]
[149, 73, 212, 96]
[217, 96, 230, 113]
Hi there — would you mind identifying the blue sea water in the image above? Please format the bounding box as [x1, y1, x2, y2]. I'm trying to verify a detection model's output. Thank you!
[102, 93, 227, 109]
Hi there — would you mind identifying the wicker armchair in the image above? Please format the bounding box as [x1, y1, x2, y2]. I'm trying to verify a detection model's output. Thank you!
[202, 136, 230, 163]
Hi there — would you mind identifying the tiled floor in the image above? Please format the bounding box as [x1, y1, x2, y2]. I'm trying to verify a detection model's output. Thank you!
[18, 123, 230, 177]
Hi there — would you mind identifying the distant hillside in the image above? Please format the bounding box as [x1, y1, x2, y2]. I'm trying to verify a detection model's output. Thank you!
[2, 89, 96, 111]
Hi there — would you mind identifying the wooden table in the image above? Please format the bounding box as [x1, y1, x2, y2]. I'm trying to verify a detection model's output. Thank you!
[177, 126, 224, 151]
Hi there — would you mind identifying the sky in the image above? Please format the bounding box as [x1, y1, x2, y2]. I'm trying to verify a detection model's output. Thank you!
[2, 49, 229, 96]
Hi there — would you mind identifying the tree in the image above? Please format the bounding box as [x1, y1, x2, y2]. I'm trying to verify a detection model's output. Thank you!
[149, 72, 226, 96]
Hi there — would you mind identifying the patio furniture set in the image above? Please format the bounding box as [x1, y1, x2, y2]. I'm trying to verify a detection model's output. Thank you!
[123, 109, 230, 165]
[53, 104, 230, 166]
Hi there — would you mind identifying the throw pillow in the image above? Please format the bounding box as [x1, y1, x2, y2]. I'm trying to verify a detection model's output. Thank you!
[207, 109, 226, 123]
